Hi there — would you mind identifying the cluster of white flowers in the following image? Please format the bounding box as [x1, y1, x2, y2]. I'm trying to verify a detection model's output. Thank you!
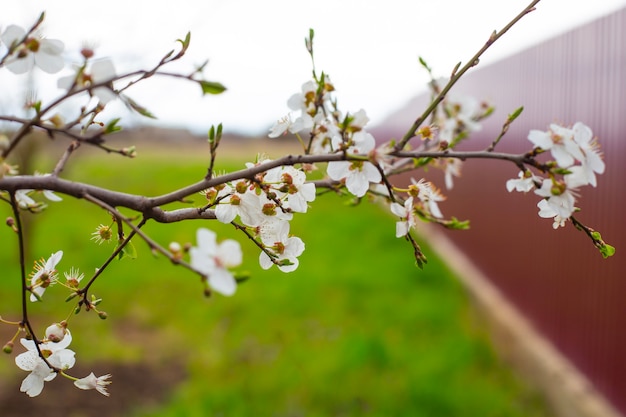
[190, 159, 315, 296]
[506, 122, 605, 228]
[431, 78, 486, 144]
[390, 179, 446, 237]
[9, 249, 111, 397]
[0, 13, 612, 402]
[269, 77, 386, 198]
[15, 328, 111, 397]
[0, 22, 117, 115]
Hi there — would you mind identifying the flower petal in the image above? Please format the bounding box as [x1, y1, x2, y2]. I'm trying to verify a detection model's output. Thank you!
[20, 373, 46, 397]
[208, 269, 237, 296]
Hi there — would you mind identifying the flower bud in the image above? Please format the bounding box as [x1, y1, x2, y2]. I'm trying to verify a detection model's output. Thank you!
[235, 181, 248, 194]
[121, 146, 137, 158]
[550, 182, 566, 196]
[47, 113, 65, 128]
[45, 322, 67, 343]
[80, 47, 95, 59]
[98, 311, 108, 320]
[203, 188, 217, 202]
[3, 341, 13, 354]
[262, 203, 277, 216]
[169, 241, 182, 253]
[229, 194, 241, 206]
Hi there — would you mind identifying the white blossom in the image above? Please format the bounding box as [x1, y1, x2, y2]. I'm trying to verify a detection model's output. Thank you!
[506, 171, 537, 193]
[189, 228, 242, 296]
[15, 190, 37, 209]
[534, 178, 578, 220]
[258, 220, 305, 273]
[74, 372, 112, 396]
[58, 58, 117, 104]
[29, 250, 63, 301]
[15, 331, 76, 397]
[327, 131, 381, 197]
[436, 90, 484, 142]
[410, 178, 444, 219]
[287, 80, 317, 114]
[527, 124, 582, 168]
[1, 25, 64, 74]
[265, 165, 316, 213]
[571, 122, 605, 187]
[390, 197, 417, 237]
[214, 183, 264, 227]
[443, 158, 462, 190]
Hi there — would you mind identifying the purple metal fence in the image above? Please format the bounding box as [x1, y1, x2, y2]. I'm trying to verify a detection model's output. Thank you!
[375, 7, 626, 413]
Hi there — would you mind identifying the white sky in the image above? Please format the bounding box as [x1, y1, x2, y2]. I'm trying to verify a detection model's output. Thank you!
[1, 0, 625, 136]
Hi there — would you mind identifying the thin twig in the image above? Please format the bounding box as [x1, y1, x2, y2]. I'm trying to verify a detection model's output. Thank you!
[394, 0, 541, 151]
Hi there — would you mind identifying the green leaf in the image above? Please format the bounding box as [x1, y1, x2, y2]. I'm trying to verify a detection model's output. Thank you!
[414, 252, 428, 269]
[32, 101, 42, 114]
[104, 118, 122, 134]
[208, 123, 223, 142]
[414, 157, 433, 168]
[446, 217, 470, 230]
[208, 125, 216, 143]
[123, 96, 156, 119]
[418, 56, 431, 72]
[200, 80, 227, 95]
[176, 32, 191, 54]
[552, 167, 572, 176]
[600, 243, 616, 258]
[118, 240, 137, 260]
[306, 28, 315, 52]
[234, 272, 251, 284]
[508, 106, 524, 122]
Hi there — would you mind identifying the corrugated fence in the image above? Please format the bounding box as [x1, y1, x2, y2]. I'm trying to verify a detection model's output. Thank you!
[377, 7, 626, 414]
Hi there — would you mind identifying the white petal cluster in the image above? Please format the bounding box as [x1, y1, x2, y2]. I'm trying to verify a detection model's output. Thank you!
[269, 79, 384, 197]
[258, 220, 305, 272]
[431, 77, 485, 144]
[203, 157, 314, 276]
[389, 179, 446, 238]
[409, 178, 444, 219]
[264, 165, 316, 213]
[268, 81, 317, 137]
[506, 122, 605, 227]
[15, 331, 76, 397]
[528, 122, 604, 185]
[1, 25, 64, 74]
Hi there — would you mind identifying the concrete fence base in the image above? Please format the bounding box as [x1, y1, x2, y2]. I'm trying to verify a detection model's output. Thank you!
[420, 225, 623, 417]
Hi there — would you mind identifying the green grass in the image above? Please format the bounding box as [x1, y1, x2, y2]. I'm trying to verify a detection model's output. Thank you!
[0, 146, 549, 416]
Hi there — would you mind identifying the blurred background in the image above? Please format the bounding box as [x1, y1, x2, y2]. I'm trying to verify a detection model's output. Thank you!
[0, 1, 625, 416]
[0, 0, 625, 134]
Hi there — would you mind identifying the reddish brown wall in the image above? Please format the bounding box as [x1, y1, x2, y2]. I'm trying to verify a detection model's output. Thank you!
[377, 7, 626, 413]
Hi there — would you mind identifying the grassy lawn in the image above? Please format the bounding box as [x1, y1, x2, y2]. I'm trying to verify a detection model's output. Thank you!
[0, 142, 550, 416]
